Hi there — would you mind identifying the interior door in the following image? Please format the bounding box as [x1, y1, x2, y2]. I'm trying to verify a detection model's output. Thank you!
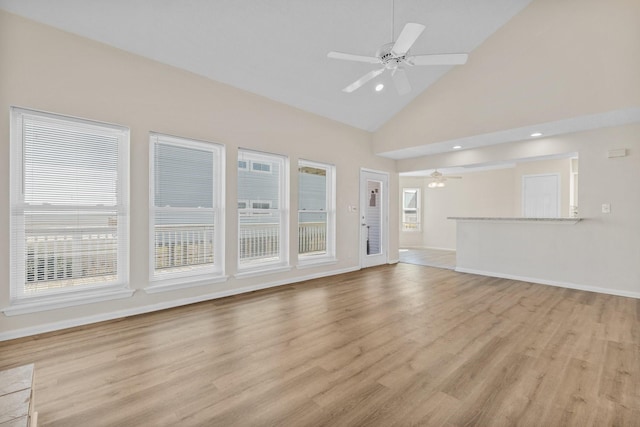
[522, 173, 560, 217]
[360, 169, 388, 268]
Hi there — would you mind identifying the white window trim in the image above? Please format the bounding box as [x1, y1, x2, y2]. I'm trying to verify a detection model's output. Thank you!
[237, 149, 289, 272]
[148, 133, 225, 287]
[297, 159, 337, 265]
[8, 107, 130, 306]
[2, 288, 135, 316]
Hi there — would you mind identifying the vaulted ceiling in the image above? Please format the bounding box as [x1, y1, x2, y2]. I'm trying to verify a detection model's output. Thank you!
[0, 0, 533, 131]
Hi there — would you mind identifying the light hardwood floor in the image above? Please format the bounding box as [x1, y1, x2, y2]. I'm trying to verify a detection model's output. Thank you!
[1, 264, 639, 426]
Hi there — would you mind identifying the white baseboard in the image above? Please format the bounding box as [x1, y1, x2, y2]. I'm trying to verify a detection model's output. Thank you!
[400, 246, 456, 252]
[0, 265, 361, 342]
[423, 246, 456, 251]
[388, 259, 399, 264]
[455, 267, 640, 300]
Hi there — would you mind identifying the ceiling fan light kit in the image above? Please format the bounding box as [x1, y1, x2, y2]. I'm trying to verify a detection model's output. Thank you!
[327, 19, 468, 95]
[427, 169, 462, 188]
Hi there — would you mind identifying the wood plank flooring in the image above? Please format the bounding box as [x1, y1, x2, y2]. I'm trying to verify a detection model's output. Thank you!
[1, 264, 639, 426]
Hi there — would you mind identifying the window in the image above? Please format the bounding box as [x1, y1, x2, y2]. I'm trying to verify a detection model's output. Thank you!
[298, 160, 336, 262]
[251, 200, 272, 210]
[150, 134, 224, 283]
[402, 188, 420, 231]
[238, 160, 248, 170]
[251, 162, 272, 173]
[237, 149, 288, 271]
[10, 107, 129, 302]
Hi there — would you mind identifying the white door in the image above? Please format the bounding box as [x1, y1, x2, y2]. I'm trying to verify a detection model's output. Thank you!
[360, 169, 388, 268]
[522, 173, 560, 217]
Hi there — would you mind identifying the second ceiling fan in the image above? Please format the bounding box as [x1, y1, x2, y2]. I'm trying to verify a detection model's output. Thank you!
[427, 169, 462, 188]
[328, 21, 468, 95]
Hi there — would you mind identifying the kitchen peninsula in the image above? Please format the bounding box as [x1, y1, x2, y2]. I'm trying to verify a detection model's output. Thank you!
[447, 216, 593, 293]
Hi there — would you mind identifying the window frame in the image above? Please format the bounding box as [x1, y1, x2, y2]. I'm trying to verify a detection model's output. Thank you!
[236, 149, 289, 274]
[148, 133, 225, 286]
[297, 159, 336, 265]
[9, 107, 130, 305]
[402, 188, 421, 232]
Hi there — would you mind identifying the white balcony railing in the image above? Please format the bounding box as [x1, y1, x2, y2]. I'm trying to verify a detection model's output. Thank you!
[155, 224, 215, 271]
[25, 226, 118, 292]
[298, 222, 326, 256]
[24, 222, 327, 289]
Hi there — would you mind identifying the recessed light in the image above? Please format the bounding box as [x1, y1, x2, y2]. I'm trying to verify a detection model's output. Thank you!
[375, 83, 384, 92]
[453, 145, 462, 150]
[530, 132, 543, 137]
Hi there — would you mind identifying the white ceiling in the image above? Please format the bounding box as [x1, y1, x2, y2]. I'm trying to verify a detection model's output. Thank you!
[0, 0, 534, 132]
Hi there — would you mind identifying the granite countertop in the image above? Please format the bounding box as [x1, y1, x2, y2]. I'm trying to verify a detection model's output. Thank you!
[447, 217, 582, 222]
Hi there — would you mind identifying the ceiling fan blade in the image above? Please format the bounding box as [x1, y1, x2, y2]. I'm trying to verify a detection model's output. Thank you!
[328, 51, 380, 64]
[392, 23, 426, 56]
[392, 68, 411, 95]
[342, 68, 385, 93]
[408, 53, 468, 66]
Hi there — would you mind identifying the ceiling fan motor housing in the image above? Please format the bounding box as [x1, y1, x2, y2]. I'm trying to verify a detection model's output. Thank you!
[376, 42, 407, 69]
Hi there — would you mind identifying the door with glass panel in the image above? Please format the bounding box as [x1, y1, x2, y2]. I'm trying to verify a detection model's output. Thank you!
[360, 169, 388, 268]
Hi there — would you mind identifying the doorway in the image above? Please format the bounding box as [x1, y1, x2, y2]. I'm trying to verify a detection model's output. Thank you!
[522, 173, 560, 217]
[360, 169, 388, 268]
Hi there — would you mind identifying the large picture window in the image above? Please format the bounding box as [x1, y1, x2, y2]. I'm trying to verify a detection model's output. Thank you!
[9, 108, 129, 302]
[298, 160, 336, 263]
[237, 149, 289, 271]
[150, 134, 225, 283]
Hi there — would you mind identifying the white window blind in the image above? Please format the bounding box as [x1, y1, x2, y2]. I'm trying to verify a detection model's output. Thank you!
[237, 149, 288, 270]
[150, 134, 224, 281]
[298, 160, 336, 261]
[10, 107, 129, 301]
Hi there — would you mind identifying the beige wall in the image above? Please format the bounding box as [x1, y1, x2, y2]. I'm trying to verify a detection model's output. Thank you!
[373, 0, 640, 154]
[0, 11, 398, 337]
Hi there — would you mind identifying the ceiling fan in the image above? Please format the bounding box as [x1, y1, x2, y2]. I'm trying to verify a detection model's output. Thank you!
[327, 22, 468, 95]
[427, 170, 462, 188]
